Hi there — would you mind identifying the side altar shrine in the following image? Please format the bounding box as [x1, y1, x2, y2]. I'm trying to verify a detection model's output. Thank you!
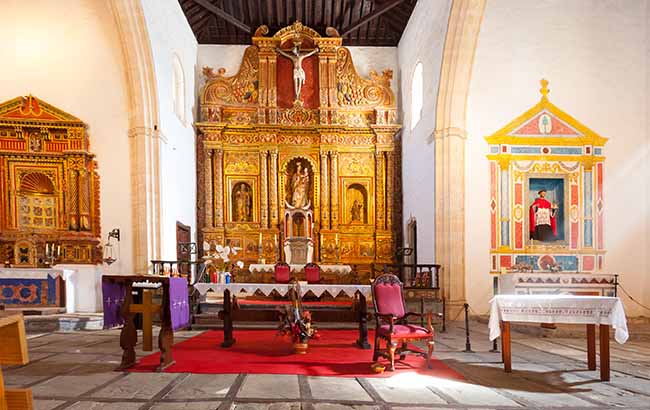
[196, 22, 401, 283]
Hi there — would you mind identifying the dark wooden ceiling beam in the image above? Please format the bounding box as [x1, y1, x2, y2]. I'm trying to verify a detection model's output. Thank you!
[192, 0, 251, 33]
[339, 0, 404, 37]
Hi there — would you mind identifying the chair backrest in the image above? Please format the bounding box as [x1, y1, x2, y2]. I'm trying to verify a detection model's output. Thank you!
[304, 263, 320, 284]
[371, 273, 406, 318]
[274, 262, 291, 284]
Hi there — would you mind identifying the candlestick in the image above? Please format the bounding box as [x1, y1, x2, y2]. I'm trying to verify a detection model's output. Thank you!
[57, 245, 61, 257]
[258, 232, 262, 246]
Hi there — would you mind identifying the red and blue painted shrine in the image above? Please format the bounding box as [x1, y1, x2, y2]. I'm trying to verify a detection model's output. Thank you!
[0, 269, 65, 307]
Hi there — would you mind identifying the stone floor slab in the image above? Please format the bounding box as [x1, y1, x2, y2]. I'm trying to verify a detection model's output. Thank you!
[149, 402, 221, 410]
[231, 403, 301, 410]
[312, 404, 381, 410]
[308, 376, 372, 402]
[33, 400, 65, 410]
[32, 372, 119, 398]
[434, 379, 521, 407]
[365, 377, 447, 404]
[164, 373, 238, 399]
[237, 374, 300, 399]
[90, 373, 178, 399]
[65, 402, 144, 410]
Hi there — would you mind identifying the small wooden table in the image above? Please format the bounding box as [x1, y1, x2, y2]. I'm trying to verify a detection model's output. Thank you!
[489, 295, 629, 381]
[0, 312, 33, 410]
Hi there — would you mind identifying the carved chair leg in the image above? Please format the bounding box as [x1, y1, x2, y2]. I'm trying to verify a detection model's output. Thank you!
[427, 339, 435, 369]
[399, 341, 407, 360]
[373, 334, 381, 361]
[388, 341, 397, 371]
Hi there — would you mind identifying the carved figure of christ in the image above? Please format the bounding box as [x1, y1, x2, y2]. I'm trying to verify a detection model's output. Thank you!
[276, 45, 319, 102]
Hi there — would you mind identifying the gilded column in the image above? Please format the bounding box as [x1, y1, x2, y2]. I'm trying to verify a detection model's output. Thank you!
[385, 151, 395, 231]
[268, 53, 278, 124]
[375, 151, 386, 230]
[330, 151, 339, 229]
[214, 149, 224, 228]
[320, 151, 329, 230]
[269, 150, 279, 227]
[260, 151, 269, 228]
[204, 149, 214, 228]
[258, 54, 268, 124]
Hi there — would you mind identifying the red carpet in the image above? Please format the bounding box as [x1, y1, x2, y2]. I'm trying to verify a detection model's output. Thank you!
[129, 329, 464, 379]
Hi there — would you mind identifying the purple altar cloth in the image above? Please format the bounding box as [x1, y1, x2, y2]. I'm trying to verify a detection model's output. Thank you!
[169, 277, 190, 331]
[102, 280, 126, 329]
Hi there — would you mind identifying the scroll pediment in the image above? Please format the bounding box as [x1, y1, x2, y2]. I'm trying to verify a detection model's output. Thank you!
[0, 95, 83, 124]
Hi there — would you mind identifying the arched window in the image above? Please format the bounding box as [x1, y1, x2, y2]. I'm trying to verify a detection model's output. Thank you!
[172, 54, 185, 123]
[411, 62, 423, 130]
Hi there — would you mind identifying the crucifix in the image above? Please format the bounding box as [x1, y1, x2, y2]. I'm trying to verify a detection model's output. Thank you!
[276, 42, 319, 103]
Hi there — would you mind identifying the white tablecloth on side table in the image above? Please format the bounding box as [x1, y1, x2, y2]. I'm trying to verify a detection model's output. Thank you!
[488, 294, 629, 344]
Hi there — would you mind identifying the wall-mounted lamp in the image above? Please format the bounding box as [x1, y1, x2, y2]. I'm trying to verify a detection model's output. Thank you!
[103, 228, 121, 265]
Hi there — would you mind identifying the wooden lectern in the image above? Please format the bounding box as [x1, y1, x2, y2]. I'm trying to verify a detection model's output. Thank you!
[0, 312, 32, 410]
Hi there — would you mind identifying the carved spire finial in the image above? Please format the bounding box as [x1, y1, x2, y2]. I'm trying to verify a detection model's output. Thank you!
[540, 78, 550, 99]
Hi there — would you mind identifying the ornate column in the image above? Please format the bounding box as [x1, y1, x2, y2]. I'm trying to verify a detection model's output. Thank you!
[375, 151, 386, 231]
[320, 151, 329, 230]
[330, 151, 339, 229]
[214, 149, 224, 228]
[260, 151, 269, 228]
[204, 149, 214, 228]
[269, 150, 279, 227]
[385, 151, 395, 231]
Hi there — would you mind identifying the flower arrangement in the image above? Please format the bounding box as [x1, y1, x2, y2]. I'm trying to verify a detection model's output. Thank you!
[277, 282, 319, 345]
[202, 242, 244, 283]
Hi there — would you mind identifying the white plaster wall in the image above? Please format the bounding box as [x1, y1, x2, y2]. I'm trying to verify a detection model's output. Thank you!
[141, 0, 198, 260]
[466, 0, 650, 316]
[0, 0, 133, 275]
[397, 0, 452, 263]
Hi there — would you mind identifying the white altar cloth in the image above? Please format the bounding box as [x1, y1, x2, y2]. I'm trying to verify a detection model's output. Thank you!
[248, 264, 352, 274]
[194, 282, 371, 298]
[0, 268, 64, 279]
[488, 295, 629, 344]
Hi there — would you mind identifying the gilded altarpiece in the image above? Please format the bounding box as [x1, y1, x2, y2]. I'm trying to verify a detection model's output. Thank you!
[197, 23, 401, 274]
[0, 96, 101, 265]
[487, 81, 607, 275]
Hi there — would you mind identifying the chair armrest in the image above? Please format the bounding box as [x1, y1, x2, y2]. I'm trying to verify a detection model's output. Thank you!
[375, 313, 396, 333]
[402, 311, 435, 333]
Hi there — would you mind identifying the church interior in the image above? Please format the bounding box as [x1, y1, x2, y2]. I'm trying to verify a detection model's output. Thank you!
[1, 0, 649, 409]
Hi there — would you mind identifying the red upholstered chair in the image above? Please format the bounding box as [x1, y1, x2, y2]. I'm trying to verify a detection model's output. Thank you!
[304, 263, 321, 284]
[371, 273, 435, 371]
[274, 262, 291, 284]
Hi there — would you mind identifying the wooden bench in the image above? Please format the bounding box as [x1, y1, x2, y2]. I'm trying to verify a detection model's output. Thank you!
[0, 312, 33, 410]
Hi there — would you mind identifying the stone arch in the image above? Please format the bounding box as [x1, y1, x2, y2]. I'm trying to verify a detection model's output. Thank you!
[109, 0, 161, 274]
[434, 0, 486, 318]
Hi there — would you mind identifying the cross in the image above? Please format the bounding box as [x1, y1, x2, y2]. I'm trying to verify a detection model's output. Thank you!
[129, 290, 161, 351]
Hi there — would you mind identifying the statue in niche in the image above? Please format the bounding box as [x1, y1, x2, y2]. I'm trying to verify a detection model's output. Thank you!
[529, 189, 559, 242]
[290, 161, 310, 209]
[276, 43, 319, 102]
[234, 183, 252, 222]
[351, 199, 363, 223]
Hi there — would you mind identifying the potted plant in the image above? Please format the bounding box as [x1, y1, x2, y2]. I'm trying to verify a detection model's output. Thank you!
[202, 242, 244, 283]
[277, 282, 319, 353]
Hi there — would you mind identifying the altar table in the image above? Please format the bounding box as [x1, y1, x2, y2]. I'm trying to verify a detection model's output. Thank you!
[489, 295, 629, 381]
[0, 268, 65, 308]
[194, 282, 372, 349]
[102, 275, 189, 371]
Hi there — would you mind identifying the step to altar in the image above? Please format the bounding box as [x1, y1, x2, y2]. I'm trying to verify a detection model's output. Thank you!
[20, 312, 104, 333]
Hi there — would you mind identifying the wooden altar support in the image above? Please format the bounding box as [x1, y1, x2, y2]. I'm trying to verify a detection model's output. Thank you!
[130, 289, 161, 352]
[0, 313, 33, 410]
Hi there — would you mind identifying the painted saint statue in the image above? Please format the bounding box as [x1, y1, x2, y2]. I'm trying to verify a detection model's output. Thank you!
[276, 45, 319, 102]
[290, 162, 310, 209]
[529, 189, 558, 241]
[234, 184, 252, 222]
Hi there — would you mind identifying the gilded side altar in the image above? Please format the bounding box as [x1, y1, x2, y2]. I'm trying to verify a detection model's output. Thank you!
[196, 23, 401, 273]
[0, 96, 101, 266]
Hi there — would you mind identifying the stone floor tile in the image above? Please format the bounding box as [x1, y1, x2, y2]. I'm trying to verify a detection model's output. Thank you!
[237, 374, 300, 399]
[32, 372, 119, 398]
[149, 402, 221, 410]
[90, 373, 178, 399]
[312, 404, 381, 410]
[164, 373, 238, 399]
[308, 376, 372, 402]
[65, 402, 144, 410]
[33, 400, 66, 410]
[434, 379, 521, 407]
[365, 377, 447, 404]
[231, 403, 301, 410]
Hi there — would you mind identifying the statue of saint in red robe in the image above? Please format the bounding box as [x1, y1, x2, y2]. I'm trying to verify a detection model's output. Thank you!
[529, 190, 558, 241]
